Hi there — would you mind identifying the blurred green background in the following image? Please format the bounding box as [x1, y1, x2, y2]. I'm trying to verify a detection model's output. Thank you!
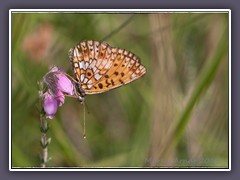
[11, 12, 229, 168]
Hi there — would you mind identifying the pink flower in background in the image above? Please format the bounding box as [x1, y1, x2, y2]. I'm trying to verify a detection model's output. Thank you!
[42, 66, 74, 119]
[21, 22, 53, 62]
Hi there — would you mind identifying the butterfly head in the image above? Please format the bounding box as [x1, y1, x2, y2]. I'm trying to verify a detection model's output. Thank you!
[78, 95, 85, 103]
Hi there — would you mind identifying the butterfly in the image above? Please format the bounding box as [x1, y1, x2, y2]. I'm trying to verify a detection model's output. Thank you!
[68, 40, 147, 102]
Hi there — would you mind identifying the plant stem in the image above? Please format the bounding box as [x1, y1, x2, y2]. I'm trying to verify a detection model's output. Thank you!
[38, 80, 50, 167]
[40, 114, 49, 167]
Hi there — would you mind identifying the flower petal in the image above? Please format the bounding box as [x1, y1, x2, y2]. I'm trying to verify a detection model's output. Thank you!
[49, 66, 60, 73]
[56, 74, 74, 95]
[56, 91, 65, 107]
[42, 91, 58, 119]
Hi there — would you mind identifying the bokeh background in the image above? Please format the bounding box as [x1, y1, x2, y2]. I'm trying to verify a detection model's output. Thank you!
[11, 11, 229, 168]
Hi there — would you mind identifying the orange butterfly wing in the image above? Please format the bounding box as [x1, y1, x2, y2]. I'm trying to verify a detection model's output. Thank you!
[69, 40, 146, 95]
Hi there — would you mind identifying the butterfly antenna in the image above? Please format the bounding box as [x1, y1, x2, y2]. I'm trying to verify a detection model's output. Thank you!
[84, 101, 90, 114]
[82, 102, 86, 139]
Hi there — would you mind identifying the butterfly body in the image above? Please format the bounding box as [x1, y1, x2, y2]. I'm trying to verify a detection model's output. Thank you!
[68, 40, 146, 102]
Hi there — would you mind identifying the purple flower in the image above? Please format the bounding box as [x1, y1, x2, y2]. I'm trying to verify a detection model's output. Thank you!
[56, 91, 65, 107]
[56, 74, 74, 96]
[42, 91, 58, 119]
[42, 66, 74, 119]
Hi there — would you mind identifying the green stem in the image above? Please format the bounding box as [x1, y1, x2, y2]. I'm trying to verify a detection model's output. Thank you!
[174, 26, 228, 142]
[160, 24, 228, 158]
